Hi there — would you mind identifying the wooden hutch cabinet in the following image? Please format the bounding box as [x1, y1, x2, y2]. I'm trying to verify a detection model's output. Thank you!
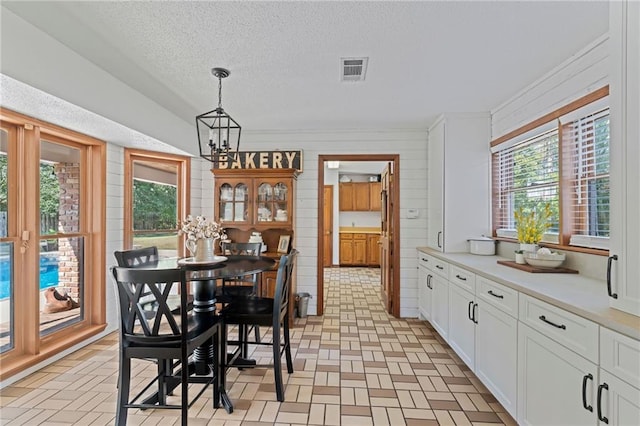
[212, 168, 299, 326]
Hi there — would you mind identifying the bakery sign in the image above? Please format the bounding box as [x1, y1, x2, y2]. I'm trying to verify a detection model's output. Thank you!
[213, 150, 303, 171]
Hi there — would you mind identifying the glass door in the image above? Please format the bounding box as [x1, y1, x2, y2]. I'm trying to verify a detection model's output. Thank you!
[0, 125, 16, 354]
[0, 109, 106, 380]
[38, 138, 85, 336]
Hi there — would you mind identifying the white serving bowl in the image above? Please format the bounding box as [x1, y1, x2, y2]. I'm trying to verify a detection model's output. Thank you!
[523, 251, 566, 268]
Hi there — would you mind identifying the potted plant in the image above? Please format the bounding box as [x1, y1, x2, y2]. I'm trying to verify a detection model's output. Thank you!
[514, 249, 526, 264]
[514, 203, 552, 253]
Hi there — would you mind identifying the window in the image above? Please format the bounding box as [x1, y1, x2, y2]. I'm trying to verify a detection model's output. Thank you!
[492, 87, 610, 251]
[124, 149, 190, 256]
[493, 129, 560, 243]
[563, 109, 610, 249]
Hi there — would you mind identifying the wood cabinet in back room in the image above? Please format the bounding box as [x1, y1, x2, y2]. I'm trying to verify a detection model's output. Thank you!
[339, 182, 381, 212]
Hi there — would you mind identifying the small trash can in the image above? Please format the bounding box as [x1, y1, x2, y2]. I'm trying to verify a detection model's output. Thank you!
[296, 292, 312, 318]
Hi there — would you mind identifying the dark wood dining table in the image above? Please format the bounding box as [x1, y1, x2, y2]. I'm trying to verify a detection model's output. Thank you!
[133, 254, 277, 413]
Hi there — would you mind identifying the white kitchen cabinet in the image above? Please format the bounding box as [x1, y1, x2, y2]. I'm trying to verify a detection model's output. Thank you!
[430, 273, 449, 340]
[417, 264, 432, 321]
[448, 281, 476, 367]
[476, 299, 518, 419]
[597, 369, 640, 426]
[599, 328, 640, 425]
[426, 113, 491, 252]
[449, 274, 518, 419]
[609, 0, 640, 316]
[518, 323, 598, 425]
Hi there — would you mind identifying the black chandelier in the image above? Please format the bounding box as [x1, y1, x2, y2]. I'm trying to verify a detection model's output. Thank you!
[196, 67, 241, 163]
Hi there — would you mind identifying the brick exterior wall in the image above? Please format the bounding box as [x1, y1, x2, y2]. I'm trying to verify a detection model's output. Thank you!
[55, 163, 81, 301]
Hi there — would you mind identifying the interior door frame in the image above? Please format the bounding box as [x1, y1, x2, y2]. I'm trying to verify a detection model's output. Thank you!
[317, 154, 400, 317]
[323, 185, 333, 267]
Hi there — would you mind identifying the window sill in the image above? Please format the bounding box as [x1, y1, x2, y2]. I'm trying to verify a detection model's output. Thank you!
[492, 237, 610, 256]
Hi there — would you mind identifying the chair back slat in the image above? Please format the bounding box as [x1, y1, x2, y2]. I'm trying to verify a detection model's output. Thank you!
[112, 267, 185, 340]
[273, 249, 298, 317]
[114, 246, 159, 267]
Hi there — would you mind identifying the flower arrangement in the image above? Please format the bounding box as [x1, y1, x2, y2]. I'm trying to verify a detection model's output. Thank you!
[179, 215, 226, 242]
[514, 203, 552, 244]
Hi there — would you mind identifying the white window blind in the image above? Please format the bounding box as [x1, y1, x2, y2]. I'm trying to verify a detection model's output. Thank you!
[563, 108, 610, 249]
[493, 129, 560, 243]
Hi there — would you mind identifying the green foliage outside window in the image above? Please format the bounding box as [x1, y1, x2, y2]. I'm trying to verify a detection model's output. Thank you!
[133, 180, 177, 230]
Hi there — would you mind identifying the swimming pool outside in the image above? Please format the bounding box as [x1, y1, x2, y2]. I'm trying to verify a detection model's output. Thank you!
[0, 253, 59, 300]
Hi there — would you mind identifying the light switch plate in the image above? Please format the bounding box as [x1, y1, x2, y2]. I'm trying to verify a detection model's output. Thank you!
[407, 209, 419, 219]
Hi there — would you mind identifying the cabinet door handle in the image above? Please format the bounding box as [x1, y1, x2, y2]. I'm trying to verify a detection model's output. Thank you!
[582, 373, 593, 412]
[472, 303, 478, 324]
[487, 290, 504, 299]
[468, 301, 474, 321]
[597, 382, 609, 424]
[437, 231, 442, 248]
[539, 315, 566, 330]
[455, 274, 467, 281]
[606, 255, 618, 299]
[427, 274, 432, 289]
[436, 265, 444, 270]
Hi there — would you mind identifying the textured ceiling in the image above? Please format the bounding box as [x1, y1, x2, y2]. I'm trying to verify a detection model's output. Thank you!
[2, 1, 609, 143]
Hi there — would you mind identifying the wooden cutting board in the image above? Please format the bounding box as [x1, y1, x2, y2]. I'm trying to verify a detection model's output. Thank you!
[497, 260, 579, 274]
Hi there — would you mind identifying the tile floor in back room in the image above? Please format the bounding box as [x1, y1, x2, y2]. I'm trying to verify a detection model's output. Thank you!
[0, 267, 516, 425]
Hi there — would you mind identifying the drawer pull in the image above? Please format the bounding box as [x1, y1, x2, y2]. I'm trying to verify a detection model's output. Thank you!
[606, 255, 618, 299]
[539, 315, 566, 330]
[487, 290, 504, 299]
[597, 382, 609, 424]
[421, 257, 429, 262]
[455, 274, 467, 281]
[582, 374, 593, 412]
[436, 265, 444, 270]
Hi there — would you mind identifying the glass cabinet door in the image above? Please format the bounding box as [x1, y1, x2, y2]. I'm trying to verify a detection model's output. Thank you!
[219, 182, 249, 223]
[273, 182, 289, 222]
[255, 180, 289, 223]
[257, 183, 274, 222]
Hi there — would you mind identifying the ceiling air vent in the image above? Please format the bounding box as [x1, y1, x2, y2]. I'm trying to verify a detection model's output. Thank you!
[341, 57, 368, 82]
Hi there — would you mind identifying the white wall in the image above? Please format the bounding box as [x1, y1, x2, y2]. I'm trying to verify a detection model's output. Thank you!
[492, 34, 609, 139]
[339, 211, 381, 229]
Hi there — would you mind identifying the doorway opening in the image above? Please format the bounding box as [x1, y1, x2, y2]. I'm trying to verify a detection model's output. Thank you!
[317, 154, 400, 317]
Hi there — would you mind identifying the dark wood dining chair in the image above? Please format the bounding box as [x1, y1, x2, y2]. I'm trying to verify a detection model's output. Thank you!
[217, 242, 263, 356]
[111, 267, 221, 426]
[217, 242, 263, 301]
[220, 249, 298, 402]
[114, 246, 192, 314]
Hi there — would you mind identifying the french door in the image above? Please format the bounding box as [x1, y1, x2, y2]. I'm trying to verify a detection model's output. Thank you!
[0, 109, 106, 380]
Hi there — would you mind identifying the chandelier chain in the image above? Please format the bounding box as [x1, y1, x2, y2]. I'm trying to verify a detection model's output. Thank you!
[218, 75, 223, 109]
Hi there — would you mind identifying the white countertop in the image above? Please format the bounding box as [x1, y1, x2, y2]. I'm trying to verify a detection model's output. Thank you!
[417, 247, 640, 341]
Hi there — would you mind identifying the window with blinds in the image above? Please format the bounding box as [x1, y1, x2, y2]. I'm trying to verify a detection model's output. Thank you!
[563, 109, 610, 249]
[493, 129, 560, 243]
[491, 90, 610, 251]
